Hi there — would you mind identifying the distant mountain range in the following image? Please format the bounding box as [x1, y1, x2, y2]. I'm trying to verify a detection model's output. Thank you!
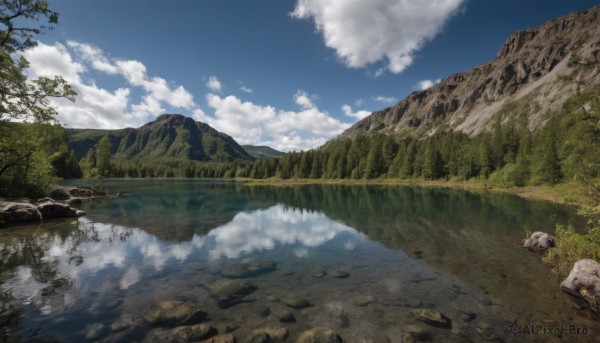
[242, 145, 285, 159]
[335, 5, 600, 141]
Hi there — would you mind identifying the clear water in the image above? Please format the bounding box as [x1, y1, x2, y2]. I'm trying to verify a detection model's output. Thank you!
[0, 179, 598, 342]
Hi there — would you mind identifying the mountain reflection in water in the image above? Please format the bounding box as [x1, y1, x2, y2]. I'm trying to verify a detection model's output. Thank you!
[0, 179, 597, 342]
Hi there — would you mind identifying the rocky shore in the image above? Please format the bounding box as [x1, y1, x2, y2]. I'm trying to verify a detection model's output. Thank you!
[0, 186, 114, 227]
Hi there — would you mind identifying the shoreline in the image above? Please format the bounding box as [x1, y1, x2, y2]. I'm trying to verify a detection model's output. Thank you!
[236, 177, 583, 207]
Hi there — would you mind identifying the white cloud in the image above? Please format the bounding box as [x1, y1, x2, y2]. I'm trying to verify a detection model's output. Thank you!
[373, 96, 397, 103]
[342, 104, 370, 120]
[293, 90, 316, 109]
[23, 41, 197, 128]
[240, 86, 253, 93]
[291, 0, 464, 74]
[24, 41, 350, 151]
[205, 76, 222, 92]
[353, 98, 365, 107]
[202, 91, 349, 151]
[417, 78, 441, 90]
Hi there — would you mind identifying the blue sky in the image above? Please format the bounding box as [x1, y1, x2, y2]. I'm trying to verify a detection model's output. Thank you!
[24, 0, 600, 151]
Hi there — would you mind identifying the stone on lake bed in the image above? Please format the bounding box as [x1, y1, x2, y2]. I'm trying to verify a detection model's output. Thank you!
[249, 327, 289, 343]
[400, 324, 428, 342]
[330, 270, 350, 279]
[144, 300, 207, 327]
[203, 333, 238, 343]
[282, 295, 312, 309]
[351, 295, 376, 306]
[143, 323, 216, 343]
[296, 327, 343, 343]
[411, 308, 452, 329]
[312, 269, 326, 278]
[220, 258, 277, 278]
[208, 279, 258, 308]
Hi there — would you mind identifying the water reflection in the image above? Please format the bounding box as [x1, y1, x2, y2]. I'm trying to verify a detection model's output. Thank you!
[1, 180, 597, 342]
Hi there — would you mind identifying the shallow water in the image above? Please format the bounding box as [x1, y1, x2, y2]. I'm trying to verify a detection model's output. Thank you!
[0, 179, 598, 342]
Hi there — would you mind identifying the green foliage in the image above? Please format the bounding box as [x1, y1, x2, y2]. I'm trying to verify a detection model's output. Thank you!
[542, 224, 600, 279]
[0, 0, 78, 197]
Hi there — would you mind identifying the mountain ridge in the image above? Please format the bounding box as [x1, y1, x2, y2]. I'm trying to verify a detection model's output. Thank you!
[67, 114, 255, 163]
[334, 4, 600, 141]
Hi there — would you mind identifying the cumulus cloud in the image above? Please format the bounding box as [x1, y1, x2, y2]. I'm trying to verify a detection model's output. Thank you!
[205, 76, 222, 92]
[373, 96, 397, 103]
[342, 104, 370, 120]
[24, 41, 350, 151]
[23, 41, 196, 128]
[291, 0, 464, 74]
[201, 92, 349, 151]
[417, 78, 441, 90]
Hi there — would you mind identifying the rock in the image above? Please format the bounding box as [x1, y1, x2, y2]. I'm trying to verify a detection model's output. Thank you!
[76, 210, 86, 216]
[282, 296, 312, 309]
[278, 311, 296, 323]
[144, 300, 207, 327]
[1, 202, 41, 225]
[111, 314, 145, 332]
[37, 202, 79, 219]
[257, 305, 271, 318]
[68, 198, 82, 206]
[475, 322, 498, 341]
[523, 231, 555, 252]
[50, 188, 71, 200]
[220, 259, 277, 278]
[411, 309, 452, 329]
[330, 270, 350, 279]
[69, 187, 94, 197]
[400, 324, 428, 342]
[296, 328, 343, 343]
[267, 295, 280, 303]
[560, 259, 600, 310]
[249, 327, 289, 343]
[203, 333, 237, 343]
[351, 295, 375, 306]
[312, 270, 326, 278]
[144, 323, 216, 343]
[208, 279, 257, 308]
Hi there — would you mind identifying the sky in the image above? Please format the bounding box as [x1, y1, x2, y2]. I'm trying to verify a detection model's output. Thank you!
[22, 0, 600, 151]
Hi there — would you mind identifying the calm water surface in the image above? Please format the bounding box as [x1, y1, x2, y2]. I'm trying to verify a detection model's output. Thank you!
[0, 179, 598, 342]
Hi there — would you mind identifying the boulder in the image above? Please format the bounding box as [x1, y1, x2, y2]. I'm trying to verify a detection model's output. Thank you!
[523, 231, 554, 252]
[411, 309, 452, 329]
[330, 270, 350, 279]
[144, 300, 207, 327]
[560, 259, 600, 311]
[37, 202, 79, 219]
[1, 202, 41, 225]
[69, 187, 95, 197]
[208, 279, 257, 308]
[50, 188, 71, 200]
[296, 328, 343, 343]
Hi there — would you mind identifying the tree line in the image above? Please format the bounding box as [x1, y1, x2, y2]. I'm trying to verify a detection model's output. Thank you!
[83, 85, 599, 188]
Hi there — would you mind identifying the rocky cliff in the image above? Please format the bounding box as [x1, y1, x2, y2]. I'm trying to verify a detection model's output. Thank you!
[336, 5, 600, 140]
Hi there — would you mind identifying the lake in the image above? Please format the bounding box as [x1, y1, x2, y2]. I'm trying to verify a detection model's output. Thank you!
[0, 179, 598, 342]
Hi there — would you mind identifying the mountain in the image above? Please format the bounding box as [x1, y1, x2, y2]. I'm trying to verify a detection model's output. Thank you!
[242, 145, 285, 159]
[67, 114, 254, 162]
[336, 5, 600, 141]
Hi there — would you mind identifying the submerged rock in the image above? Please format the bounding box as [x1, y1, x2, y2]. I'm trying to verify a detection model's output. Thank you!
[351, 295, 375, 306]
[312, 269, 326, 278]
[144, 300, 207, 327]
[249, 327, 289, 343]
[400, 324, 429, 342]
[523, 231, 554, 252]
[560, 259, 600, 311]
[282, 296, 312, 309]
[296, 328, 343, 343]
[204, 333, 237, 343]
[37, 201, 79, 219]
[221, 259, 277, 278]
[411, 309, 452, 329]
[50, 188, 71, 200]
[144, 323, 216, 343]
[208, 279, 257, 308]
[330, 270, 350, 279]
